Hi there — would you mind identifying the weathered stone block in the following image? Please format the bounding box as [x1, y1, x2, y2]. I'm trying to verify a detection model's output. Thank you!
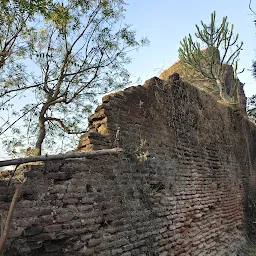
[23, 225, 43, 236]
[44, 224, 62, 233]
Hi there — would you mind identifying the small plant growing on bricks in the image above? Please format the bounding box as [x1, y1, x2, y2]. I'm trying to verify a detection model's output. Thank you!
[135, 139, 149, 165]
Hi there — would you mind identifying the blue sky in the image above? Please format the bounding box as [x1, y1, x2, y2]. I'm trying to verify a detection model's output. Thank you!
[124, 0, 256, 96]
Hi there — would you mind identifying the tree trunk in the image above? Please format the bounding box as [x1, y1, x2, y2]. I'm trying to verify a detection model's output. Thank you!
[34, 115, 46, 156]
[216, 79, 226, 100]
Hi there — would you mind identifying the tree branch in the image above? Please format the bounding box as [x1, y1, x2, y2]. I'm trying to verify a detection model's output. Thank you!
[0, 148, 123, 168]
[0, 78, 60, 97]
[249, 0, 256, 15]
[69, 3, 101, 52]
[0, 103, 40, 135]
[0, 14, 30, 69]
[45, 116, 86, 134]
[0, 179, 27, 255]
[43, 29, 56, 94]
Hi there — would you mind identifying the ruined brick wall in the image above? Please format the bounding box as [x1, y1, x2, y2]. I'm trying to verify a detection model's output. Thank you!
[159, 58, 247, 114]
[1, 77, 256, 256]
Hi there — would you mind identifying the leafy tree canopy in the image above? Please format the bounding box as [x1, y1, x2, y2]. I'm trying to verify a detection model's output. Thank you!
[0, 0, 148, 156]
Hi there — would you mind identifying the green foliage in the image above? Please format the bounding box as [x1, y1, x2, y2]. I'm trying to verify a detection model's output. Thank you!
[178, 11, 244, 104]
[0, 0, 52, 67]
[0, 0, 148, 156]
[135, 139, 149, 164]
[139, 183, 158, 196]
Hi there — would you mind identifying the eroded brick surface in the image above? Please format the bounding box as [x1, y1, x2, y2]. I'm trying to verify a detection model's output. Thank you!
[1, 77, 256, 255]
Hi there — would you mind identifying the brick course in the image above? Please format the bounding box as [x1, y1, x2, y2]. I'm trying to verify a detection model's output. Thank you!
[1, 77, 256, 255]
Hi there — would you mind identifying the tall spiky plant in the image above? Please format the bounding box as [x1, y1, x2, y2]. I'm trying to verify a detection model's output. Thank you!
[178, 11, 244, 104]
